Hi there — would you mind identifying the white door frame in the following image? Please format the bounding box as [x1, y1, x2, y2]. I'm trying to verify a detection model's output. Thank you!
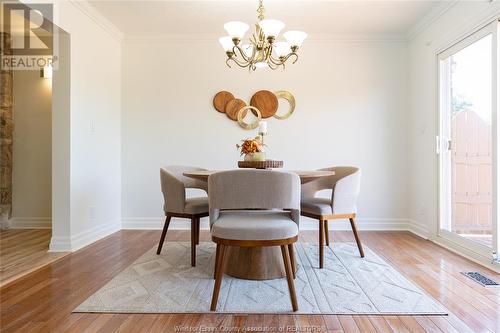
[437, 20, 499, 262]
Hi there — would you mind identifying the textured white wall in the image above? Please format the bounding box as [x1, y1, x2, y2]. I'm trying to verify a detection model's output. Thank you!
[49, 2, 122, 250]
[121, 38, 409, 228]
[408, 1, 499, 238]
[12, 70, 52, 227]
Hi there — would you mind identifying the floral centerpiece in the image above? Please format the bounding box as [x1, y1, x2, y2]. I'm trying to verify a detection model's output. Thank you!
[236, 136, 266, 161]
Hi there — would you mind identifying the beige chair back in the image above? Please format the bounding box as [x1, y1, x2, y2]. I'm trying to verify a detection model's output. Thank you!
[301, 166, 361, 215]
[208, 170, 301, 227]
[160, 166, 208, 213]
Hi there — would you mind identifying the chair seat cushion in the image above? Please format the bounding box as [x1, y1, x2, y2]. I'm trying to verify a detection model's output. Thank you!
[301, 198, 332, 216]
[211, 211, 298, 241]
[184, 197, 209, 214]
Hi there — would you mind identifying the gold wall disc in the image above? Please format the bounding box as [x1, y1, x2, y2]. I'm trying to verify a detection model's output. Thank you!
[237, 106, 262, 130]
[273, 91, 295, 120]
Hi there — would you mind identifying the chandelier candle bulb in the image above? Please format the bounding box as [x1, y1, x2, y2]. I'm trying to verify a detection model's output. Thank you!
[258, 121, 267, 134]
[219, 37, 235, 52]
[255, 62, 268, 69]
[274, 42, 291, 58]
[224, 21, 249, 41]
[258, 19, 285, 38]
[283, 31, 308, 48]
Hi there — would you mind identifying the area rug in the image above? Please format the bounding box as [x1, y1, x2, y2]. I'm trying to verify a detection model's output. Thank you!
[74, 242, 447, 314]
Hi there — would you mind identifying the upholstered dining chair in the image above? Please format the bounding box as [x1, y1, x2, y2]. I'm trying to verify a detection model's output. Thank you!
[300, 166, 364, 268]
[208, 170, 301, 312]
[158, 166, 209, 266]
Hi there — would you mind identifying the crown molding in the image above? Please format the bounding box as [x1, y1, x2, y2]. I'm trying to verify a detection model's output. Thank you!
[301, 33, 407, 43]
[49, 1, 474, 45]
[406, 1, 459, 41]
[68, 0, 124, 42]
[432, 2, 500, 55]
[123, 32, 407, 45]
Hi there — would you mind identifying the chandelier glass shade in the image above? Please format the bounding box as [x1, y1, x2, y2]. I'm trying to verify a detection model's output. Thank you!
[219, 0, 307, 71]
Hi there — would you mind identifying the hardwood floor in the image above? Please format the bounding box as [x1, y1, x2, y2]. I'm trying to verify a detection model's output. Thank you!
[1, 229, 499, 332]
[0, 229, 68, 287]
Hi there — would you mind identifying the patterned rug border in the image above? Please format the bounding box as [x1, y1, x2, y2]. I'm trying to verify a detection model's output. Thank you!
[73, 242, 449, 315]
[74, 310, 448, 315]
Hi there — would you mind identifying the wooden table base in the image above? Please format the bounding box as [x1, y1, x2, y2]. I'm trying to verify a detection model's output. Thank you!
[225, 246, 298, 280]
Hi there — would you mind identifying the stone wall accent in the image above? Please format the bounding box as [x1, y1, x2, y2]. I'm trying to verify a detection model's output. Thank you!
[0, 32, 13, 222]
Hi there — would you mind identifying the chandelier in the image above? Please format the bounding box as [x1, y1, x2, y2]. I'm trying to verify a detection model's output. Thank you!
[219, 0, 307, 71]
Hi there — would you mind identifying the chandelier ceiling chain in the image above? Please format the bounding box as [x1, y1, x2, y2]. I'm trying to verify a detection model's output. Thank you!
[219, 0, 307, 72]
[257, 0, 265, 20]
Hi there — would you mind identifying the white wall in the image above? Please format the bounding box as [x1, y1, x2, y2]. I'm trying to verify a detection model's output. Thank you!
[28, 0, 498, 255]
[121, 38, 409, 229]
[408, 1, 500, 239]
[48, 2, 122, 251]
[11, 70, 52, 228]
[19, 0, 498, 255]
[51, 29, 71, 250]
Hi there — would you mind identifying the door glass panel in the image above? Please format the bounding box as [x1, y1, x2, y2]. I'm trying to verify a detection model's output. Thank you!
[445, 34, 493, 248]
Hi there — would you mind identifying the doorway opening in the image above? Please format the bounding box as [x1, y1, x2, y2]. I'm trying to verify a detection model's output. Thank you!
[438, 20, 499, 262]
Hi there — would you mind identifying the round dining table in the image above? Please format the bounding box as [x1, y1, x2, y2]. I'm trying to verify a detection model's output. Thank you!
[183, 169, 334, 280]
[183, 170, 334, 184]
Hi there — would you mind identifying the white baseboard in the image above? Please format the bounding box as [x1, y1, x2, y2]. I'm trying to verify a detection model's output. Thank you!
[122, 216, 413, 232]
[48, 236, 72, 252]
[8, 217, 52, 229]
[49, 219, 121, 252]
[122, 217, 173, 230]
[407, 219, 498, 272]
[45, 215, 499, 272]
[431, 235, 500, 274]
[70, 219, 121, 251]
[407, 219, 429, 239]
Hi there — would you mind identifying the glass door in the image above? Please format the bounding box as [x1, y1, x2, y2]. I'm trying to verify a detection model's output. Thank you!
[439, 21, 498, 261]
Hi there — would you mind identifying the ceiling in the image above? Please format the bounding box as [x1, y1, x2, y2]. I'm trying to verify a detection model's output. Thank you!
[88, 0, 442, 38]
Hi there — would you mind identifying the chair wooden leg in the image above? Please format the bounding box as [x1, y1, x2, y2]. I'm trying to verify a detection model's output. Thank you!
[349, 217, 365, 258]
[319, 219, 324, 268]
[195, 218, 200, 245]
[191, 218, 196, 266]
[211, 244, 227, 311]
[324, 220, 330, 246]
[214, 244, 221, 279]
[156, 215, 172, 255]
[287, 243, 296, 279]
[280, 245, 298, 311]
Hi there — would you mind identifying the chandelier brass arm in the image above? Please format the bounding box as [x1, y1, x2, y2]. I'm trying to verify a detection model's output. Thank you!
[270, 52, 298, 66]
[232, 43, 256, 63]
[225, 33, 300, 70]
[226, 56, 253, 69]
[225, 44, 258, 70]
[226, 47, 298, 71]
